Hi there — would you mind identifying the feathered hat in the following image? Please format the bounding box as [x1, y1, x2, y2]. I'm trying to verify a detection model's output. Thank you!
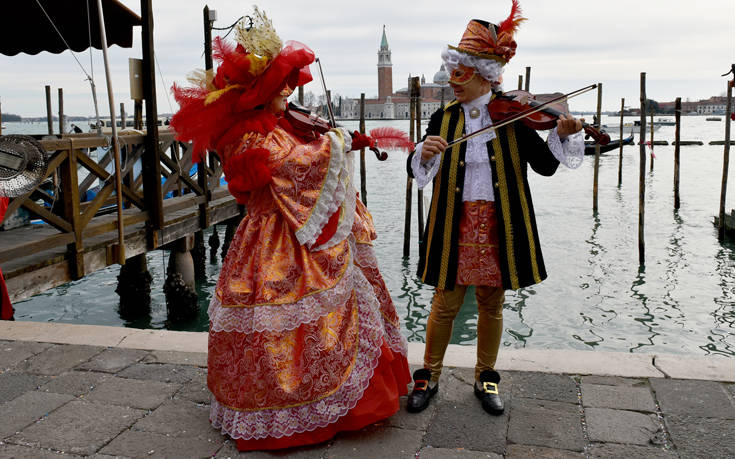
[450, 0, 526, 65]
[170, 7, 314, 162]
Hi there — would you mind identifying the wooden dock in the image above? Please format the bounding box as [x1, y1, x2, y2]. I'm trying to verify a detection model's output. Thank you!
[0, 129, 238, 303]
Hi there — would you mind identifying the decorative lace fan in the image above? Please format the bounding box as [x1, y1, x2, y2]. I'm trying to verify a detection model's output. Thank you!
[0, 135, 48, 197]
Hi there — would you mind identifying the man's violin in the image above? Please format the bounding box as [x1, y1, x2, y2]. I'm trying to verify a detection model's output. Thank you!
[489, 90, 611, 145]
[444, 84, 609, 149]
[283, 103, 388, 160]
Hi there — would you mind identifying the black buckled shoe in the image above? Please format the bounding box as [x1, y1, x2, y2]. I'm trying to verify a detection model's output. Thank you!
[474, 369, 504, 415]
[406, 369, 438, 413]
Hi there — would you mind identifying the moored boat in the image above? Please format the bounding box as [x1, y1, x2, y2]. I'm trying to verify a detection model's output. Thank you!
[602, 120, 660, 133]
[585, 133, 634, 155]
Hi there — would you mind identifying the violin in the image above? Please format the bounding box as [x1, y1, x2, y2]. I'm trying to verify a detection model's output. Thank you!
[489, 90, 611, 145]
[283, 102, 388, 161]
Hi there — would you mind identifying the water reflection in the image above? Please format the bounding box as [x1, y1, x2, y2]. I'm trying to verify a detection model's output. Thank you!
[505, 288, 533, 347]
[399, 256, 430, 343]
[629, 266, 660, 353]
[709, 241, 735, 356]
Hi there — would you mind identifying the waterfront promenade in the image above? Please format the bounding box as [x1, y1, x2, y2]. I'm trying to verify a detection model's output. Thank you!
[0, 321, 733, 458]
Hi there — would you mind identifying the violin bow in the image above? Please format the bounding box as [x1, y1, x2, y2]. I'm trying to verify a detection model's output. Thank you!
[445, 84, 598, 149]
[315, 58, 337, 127]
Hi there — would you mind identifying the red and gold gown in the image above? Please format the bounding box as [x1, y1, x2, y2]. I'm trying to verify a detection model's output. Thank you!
[207, 124, 410, 450]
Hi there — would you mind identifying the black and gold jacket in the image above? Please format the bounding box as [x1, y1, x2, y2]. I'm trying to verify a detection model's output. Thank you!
[407, 98, 560, 291]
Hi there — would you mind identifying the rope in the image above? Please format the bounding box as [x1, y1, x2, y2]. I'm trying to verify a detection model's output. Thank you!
[35, 0, 92, 81]
[155, 55, 174, 114]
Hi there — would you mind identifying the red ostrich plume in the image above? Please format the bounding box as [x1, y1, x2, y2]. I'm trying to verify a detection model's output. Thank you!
[497, 0, 527, 37]
[369, 127, 415, 152]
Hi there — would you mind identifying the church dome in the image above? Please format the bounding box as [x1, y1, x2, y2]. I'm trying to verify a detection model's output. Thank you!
[433, 64, 450, 86]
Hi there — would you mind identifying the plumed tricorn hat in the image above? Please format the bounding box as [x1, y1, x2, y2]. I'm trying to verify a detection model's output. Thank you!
[449, 0, 526, 65]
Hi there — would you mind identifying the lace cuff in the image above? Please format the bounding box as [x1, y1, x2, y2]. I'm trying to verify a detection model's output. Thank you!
[410, 142, 441, 188]
[547, 128, 584, 169]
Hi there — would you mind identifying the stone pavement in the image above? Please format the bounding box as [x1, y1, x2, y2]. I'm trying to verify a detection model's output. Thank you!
[0, 322, 733, 458]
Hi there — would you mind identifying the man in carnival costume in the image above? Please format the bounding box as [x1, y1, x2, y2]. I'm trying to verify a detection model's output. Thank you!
[406, 0, 585, 415]
[170, 8, 410, 451]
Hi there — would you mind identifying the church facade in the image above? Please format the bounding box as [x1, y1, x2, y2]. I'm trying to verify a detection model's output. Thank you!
[340, 27, 452, 120]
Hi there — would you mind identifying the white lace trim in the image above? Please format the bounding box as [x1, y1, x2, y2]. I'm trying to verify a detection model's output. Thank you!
[294, 129, 348, 247]
[311, 151, 357, 252]
[411, 142, 441, 189]
[441, 45, 504, 88]
[547, 128, 584, 169]
[209, 266, 387, 440]
[209, 245, 356, 333]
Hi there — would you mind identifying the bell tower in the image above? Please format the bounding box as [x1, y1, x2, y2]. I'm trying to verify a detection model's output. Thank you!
[377, 25, 393, 101]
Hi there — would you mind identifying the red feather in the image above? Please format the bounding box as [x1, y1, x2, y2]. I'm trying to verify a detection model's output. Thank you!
[369, 127, 415, 152]
[498, 0, 526, 36]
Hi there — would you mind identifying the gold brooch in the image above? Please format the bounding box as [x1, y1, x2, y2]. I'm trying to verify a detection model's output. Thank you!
[469, 107, 481, 119]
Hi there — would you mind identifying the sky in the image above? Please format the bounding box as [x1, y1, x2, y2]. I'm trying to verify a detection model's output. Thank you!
[1, 0, 733, 118]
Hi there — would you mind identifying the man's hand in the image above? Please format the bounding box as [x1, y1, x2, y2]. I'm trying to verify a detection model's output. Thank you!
[421, 135, 449, 161]
[556, 114, 584, 140]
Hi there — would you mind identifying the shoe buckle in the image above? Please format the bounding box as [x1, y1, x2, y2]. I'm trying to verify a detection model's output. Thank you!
[414, 379, 429, 391]
[482, 381, 499, 394]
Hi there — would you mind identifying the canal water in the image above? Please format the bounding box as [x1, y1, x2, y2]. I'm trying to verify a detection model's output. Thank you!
[5, 116, 735, 357]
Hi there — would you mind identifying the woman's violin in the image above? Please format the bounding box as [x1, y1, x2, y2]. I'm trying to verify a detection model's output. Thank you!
[488, 90, 611, 145]
[283, 102, 388, 160]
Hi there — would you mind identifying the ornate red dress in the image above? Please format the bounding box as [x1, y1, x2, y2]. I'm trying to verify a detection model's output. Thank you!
[207, 124, 410, 450]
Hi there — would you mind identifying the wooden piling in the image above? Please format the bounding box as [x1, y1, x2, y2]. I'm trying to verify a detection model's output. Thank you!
[0, 98, 3, 136]
[593, 83, 602, 212]
[134, 100, 143, 130]
[649, 112, 654, 171]
[58, 88, 64, 134]
[717, 66, 734, 241]
[517, 75, 523, 90]
[618, 98, 624, 187]
[359, 93, 367, 205]
[638, 72, 647, 264]
[45, 85, 53, 135]
[298, 86, 304, 105]
[413, 77, 424, 237]
[674, 97, 681, 209]
[404, 77, 416, 257]
[120, 102, 126, 129]
[524, 67, 531, 91]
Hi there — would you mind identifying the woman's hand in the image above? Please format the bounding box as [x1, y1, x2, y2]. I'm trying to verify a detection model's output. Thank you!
[421, 135, 448, 161]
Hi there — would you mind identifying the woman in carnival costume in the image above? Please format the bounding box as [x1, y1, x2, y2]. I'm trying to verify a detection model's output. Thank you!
[170, 8, 410, 451]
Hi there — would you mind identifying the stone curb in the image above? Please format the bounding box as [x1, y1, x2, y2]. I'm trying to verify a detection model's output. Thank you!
[2, 320, 734, 382]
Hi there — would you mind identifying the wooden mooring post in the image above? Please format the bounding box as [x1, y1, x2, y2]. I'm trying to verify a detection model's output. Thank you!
[58, 88, 64, 134]
[524, 67, 531, 91]
[0, 98, 3, 136]
[638, 72, 647, 264]
[359, 93, 367, 205]
[618, 98, 624, 187]
[45, 85, 53, 135]
[517, 75, 523, 90]
[593, 83, 602, 212]
[413, 77, 424, 238]
[404, 77, 417, 257]
[674, 97, 681, 209]
[650, 112, 654, 171]
[717, 65, 734, 241]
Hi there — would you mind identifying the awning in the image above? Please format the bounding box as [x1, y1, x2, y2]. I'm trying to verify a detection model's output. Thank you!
[0, 0, 141, 56]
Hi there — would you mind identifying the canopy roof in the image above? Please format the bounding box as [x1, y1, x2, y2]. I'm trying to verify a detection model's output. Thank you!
[0, 0, 141, 56]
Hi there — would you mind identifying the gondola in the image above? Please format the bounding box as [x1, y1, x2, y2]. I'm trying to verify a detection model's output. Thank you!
[585, 133, 634, 155]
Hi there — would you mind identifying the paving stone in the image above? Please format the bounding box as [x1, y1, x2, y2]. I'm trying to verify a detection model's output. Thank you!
[665, 414, 735, 459]
[174, 370, 210, 404]
[505, 444, 584, 458]
[507, 399, 585, 452]
[0, 341, 52, 370]
[142, 349, 208, 367]
[439, 367, 513, 406]
[133, 399, 217, 438]
[39, 370, 108, 396]
[650, 378, 735, 419]
[585, 407, 662, 445]
[0, 372, 49, 402]
[215, 438, 329, 458]
[581, 383, 656, 412]
[419, 446, 502, 458]
[116, 362, 202, 384]
[99, 429, 223, 458]
[85, 375, 179, 410]
[580, 376, 648, 387]
[0, 391, 73, 440]
[17, 344, 103, 376]
[75, 347, 149, 373]
[9, 400, 146, 456]
[423, 395, 507, 454]
[387, 395, 436, 431]
[0, 443, 84, 458]
[329, 424, 423, 458]
[509, 372, 579, 404]
[586, 443, 678, 458]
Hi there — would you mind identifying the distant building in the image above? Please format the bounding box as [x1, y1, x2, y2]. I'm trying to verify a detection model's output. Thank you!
[340, 26, 450, 120]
